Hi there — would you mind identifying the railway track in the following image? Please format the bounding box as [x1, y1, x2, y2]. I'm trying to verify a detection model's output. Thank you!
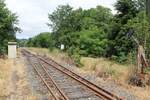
[22, 49, 123, 100]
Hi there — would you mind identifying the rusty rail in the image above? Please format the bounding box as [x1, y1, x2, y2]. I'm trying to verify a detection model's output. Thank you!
[24, 51, 69, 100]
[22, 49, 124, 100]
[39, 56, 123, 100]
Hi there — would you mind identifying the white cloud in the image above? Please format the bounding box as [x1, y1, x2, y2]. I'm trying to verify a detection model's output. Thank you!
[5, 0, 116, 39]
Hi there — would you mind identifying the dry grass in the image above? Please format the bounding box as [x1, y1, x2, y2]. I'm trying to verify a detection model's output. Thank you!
[128, 86, 150, 100]
[28, 47, 65, 59]
[81, 57, 130, 83]
[0, 59, 13, 97]
[28, 47, 73, 66]
[81, 57, 150, 100]
[81, 57, 148, 83]
[0, 52, 37, 100]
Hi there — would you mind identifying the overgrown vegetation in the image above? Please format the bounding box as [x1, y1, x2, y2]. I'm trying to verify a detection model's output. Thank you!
[0, 0, 20, 56]
[24, 0, 150, 65]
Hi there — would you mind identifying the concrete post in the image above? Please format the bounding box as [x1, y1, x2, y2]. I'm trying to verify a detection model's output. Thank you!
[60, 44, 64, 50]
[8, 42, 17, 59]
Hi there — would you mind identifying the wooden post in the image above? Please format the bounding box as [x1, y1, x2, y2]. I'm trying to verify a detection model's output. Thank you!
[137, 45, 149, 74]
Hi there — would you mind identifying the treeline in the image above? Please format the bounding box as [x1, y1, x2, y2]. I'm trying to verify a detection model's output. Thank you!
[0, 0, 19, 56]
[25, 0, 150, 64]
[18, 32, 53, 49]
[26, 32, 54, 48]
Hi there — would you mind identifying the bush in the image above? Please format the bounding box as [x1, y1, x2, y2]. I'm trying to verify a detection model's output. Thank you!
[67, 47, 82, 67]
[111, 52, 128, 64]
[71, 54, 82, 67]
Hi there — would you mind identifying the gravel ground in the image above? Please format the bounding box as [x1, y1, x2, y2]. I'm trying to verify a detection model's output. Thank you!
[5, 56, 32, 100]
[84, 74, 136, 100]
[25, 51, 137, 100]
[24, 56, 51, 99]
[52, 57, 136, 100]
[4, 53, 52, 100]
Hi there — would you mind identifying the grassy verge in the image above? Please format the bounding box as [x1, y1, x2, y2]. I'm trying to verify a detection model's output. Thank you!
[28, 47, 74, 66]
[0, 59, 13, 98]
[0, 51, 39, 99]
[80, 57, 131, 83]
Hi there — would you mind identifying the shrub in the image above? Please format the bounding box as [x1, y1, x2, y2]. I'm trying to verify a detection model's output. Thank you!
[67, 47, 82, 67]
[111, 52, 128, 64]
[71, 54, 82, 67]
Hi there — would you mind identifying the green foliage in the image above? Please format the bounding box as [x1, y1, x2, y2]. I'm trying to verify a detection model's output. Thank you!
[146, 0, 150, 23]
[106, 0, 147, 63]
[48, 5, 74, 48]
[46, 0, 149, 64]
[0, 0, 19, 56]
[26, 32, 54, 49]
[71, 54, 82, 67]
[112, 52, 128, 63]
[79, 29, 109, 57]
[28, 0, 150, 65]
[47, 5, 113, 65]
[48, 5, 112, 51]
[17, 39, 28, 47]
[114, 0, 139, 24]
[125, 11, 150, 59]
[125, 11, 150, 45]
[67, 47, 82, 67]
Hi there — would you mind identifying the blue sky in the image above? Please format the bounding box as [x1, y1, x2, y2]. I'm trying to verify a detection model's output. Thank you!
[5, 0, 116, 39]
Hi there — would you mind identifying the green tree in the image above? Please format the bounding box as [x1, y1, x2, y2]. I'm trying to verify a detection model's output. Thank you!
[106, 0, 145, 63]
[146, 0, 150, 23]
[48, 5, 112, 51]
[114, 0, 139, 24]
[26, 32, 54, 49]
[48, 5, 74, 48]
[126, 11, 150, 58]
[17, 39, 28, 47]
[46, 2, 149, 64]
[0, 0, 19, 56]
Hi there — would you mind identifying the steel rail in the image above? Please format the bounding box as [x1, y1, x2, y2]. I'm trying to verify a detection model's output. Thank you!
[38, 59, 70, 100]
[26, 54, 69, 100]
[23, 49, 124, 100]
[39, 56, 117, 100]
[29, 61, 58, 100]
